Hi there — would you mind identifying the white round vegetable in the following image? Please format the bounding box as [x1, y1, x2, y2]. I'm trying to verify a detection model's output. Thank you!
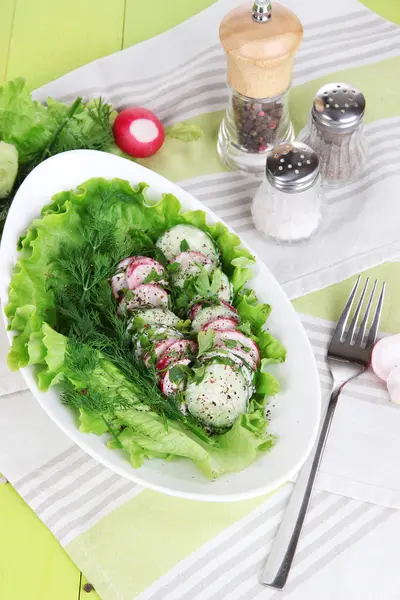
[387, 366, 400, 404]
[126, 258, 166, 289]
[371, 334, 400, 381]
[186, 362, 249, 428]
[0, 141, 18, 199]
[160, 359, 191, 396]
[125, 284, 169, 310]
[214, 330, 260, 370]
[171, 251, 214, 288]
[156, 224, 219, 262]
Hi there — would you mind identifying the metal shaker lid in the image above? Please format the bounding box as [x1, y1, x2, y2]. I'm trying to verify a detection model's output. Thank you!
[266, 142, 319, 193]
[252, 1, 272, 22]
[312, 83, 366, 132]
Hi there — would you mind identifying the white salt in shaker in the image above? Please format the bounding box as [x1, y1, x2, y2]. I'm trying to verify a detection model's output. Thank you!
[297, 82, 367, 186]
[251, 141, 322, 244]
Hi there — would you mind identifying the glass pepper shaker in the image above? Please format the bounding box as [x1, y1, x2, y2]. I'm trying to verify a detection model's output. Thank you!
[217, 1, 303, 175]
[297, 82, 367, 186]
[251, 141, 323, 244]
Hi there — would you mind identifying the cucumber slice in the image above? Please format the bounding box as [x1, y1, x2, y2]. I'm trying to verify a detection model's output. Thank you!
[192, 304, 238, 332]
[129, 308, 180, 329]
[214, 271, 233, 303]
[199, 350, 254, 393]
[0, 141, 18, 199]
[156, 224, 219, 262]
[186, 362, 249, 428]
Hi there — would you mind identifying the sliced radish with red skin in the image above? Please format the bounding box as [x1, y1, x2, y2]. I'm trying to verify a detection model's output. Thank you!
[173, 251, 214, 269]
[371, 334, 400, 381]
[156, 339, 198, 371]
[214, 329, 260, 369]
[201, 316, 240, 332]
[125, 284, 168, 310]
[189, 302, 209, 320]
[220, 300, 238, 315]
[117, 256, 135, 271]
[126, 258, 166, 289]
[113, 107, 165, 158]
[143, 337, 181, 367]
[117, 255, 150, 272]
[110, 272, 127, 299]
[160, 359, 191, 396]
[387, 366, 400, 404]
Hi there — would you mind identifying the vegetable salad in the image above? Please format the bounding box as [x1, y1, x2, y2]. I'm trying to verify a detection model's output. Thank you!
[6, 178, 285, 478]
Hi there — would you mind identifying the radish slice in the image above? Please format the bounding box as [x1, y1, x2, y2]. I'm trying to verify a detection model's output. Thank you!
[113, 107, 165, 158]
[110, 272, 127, 299]
[143, 337, 181, 367]
[201, 316, 239, 332]
[126, 258, 166, 289]
[156, 339, 198, 371]
[117, 255, 150, 272]
[173, 251, 214, 269]
[220, 300, 239, 315]
[214, 329, 260, 370]
[189, 302, 207, 320]
[371, 334, 400, 381]
[125, 284, 169, 310]
[160, 359, 191, 396]
[387, 366, 400, 404]
[117, 257, 135, 271]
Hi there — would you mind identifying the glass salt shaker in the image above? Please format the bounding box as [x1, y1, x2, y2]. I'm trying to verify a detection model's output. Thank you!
[251, 141, 323, 244]
[217, 1, 303, 175]
[297, 82, 367, 187]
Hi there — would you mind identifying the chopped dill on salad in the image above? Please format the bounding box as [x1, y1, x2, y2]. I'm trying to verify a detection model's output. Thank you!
[6, 178, 285, 478]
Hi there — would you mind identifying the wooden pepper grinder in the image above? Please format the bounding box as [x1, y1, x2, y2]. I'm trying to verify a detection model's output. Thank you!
[217, 1, 303, 174]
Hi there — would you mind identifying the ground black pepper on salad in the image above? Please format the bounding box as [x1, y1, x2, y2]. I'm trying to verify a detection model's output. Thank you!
[5, 177, 285, 479]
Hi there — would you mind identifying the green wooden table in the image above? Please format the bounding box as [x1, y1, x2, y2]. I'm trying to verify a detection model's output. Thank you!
[0, 1, 399, 598]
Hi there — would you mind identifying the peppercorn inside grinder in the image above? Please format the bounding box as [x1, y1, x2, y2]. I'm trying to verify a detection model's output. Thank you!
[217, 1, 303, 175]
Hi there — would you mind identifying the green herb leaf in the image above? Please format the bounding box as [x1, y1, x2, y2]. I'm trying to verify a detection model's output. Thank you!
[143, 268, 165, 284]
[165, 122, 204, 142]
[169, 363, 191, 385]
[210, 269, 223, 295]
[223, 339, 238, 349]
[197, 329, 215, 358]
[180, 239, 190, 252]
[167, 262, 180, 273]
[194, 268, 211, 298]
[191, 365, 206, 384]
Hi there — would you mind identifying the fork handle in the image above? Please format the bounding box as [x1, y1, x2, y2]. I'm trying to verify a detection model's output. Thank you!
[261, 388, 341, 589]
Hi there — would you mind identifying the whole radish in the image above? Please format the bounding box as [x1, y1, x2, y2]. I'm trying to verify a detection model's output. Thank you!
[113, 107, 165, 158]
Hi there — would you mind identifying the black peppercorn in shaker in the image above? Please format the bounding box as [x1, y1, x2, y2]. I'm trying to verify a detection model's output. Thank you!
[297, 83, 367, 186]
[217, 1, 303, 175]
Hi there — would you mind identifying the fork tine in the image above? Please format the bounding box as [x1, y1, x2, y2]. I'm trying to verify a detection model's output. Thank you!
[346, 278, 369, 345]
[356, 280, 377, 346]
[332, 275, 361, 342]
[366, 281, 386, 347]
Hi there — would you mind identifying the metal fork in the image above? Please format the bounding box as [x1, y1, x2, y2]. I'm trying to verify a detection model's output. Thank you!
[261, 276, 386, 589]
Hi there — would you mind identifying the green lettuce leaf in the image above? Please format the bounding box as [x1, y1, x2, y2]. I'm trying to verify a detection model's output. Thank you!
[0, 78, 56, 164]
[6, 176, 284, 479]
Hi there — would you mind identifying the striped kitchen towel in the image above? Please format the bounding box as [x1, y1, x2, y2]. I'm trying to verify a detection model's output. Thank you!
[31, 0, 400, 298]
[0, 314, 399, 600]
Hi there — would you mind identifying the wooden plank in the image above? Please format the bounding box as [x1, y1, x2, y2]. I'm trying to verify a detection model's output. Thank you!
[0, 483, 81, 600]
[123, 0, 217, 48]
[6, 0, 126, 89]
[0, 0, 15, 83]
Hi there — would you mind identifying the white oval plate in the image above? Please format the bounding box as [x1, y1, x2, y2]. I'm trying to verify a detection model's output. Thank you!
[0, 150, 321, 502]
